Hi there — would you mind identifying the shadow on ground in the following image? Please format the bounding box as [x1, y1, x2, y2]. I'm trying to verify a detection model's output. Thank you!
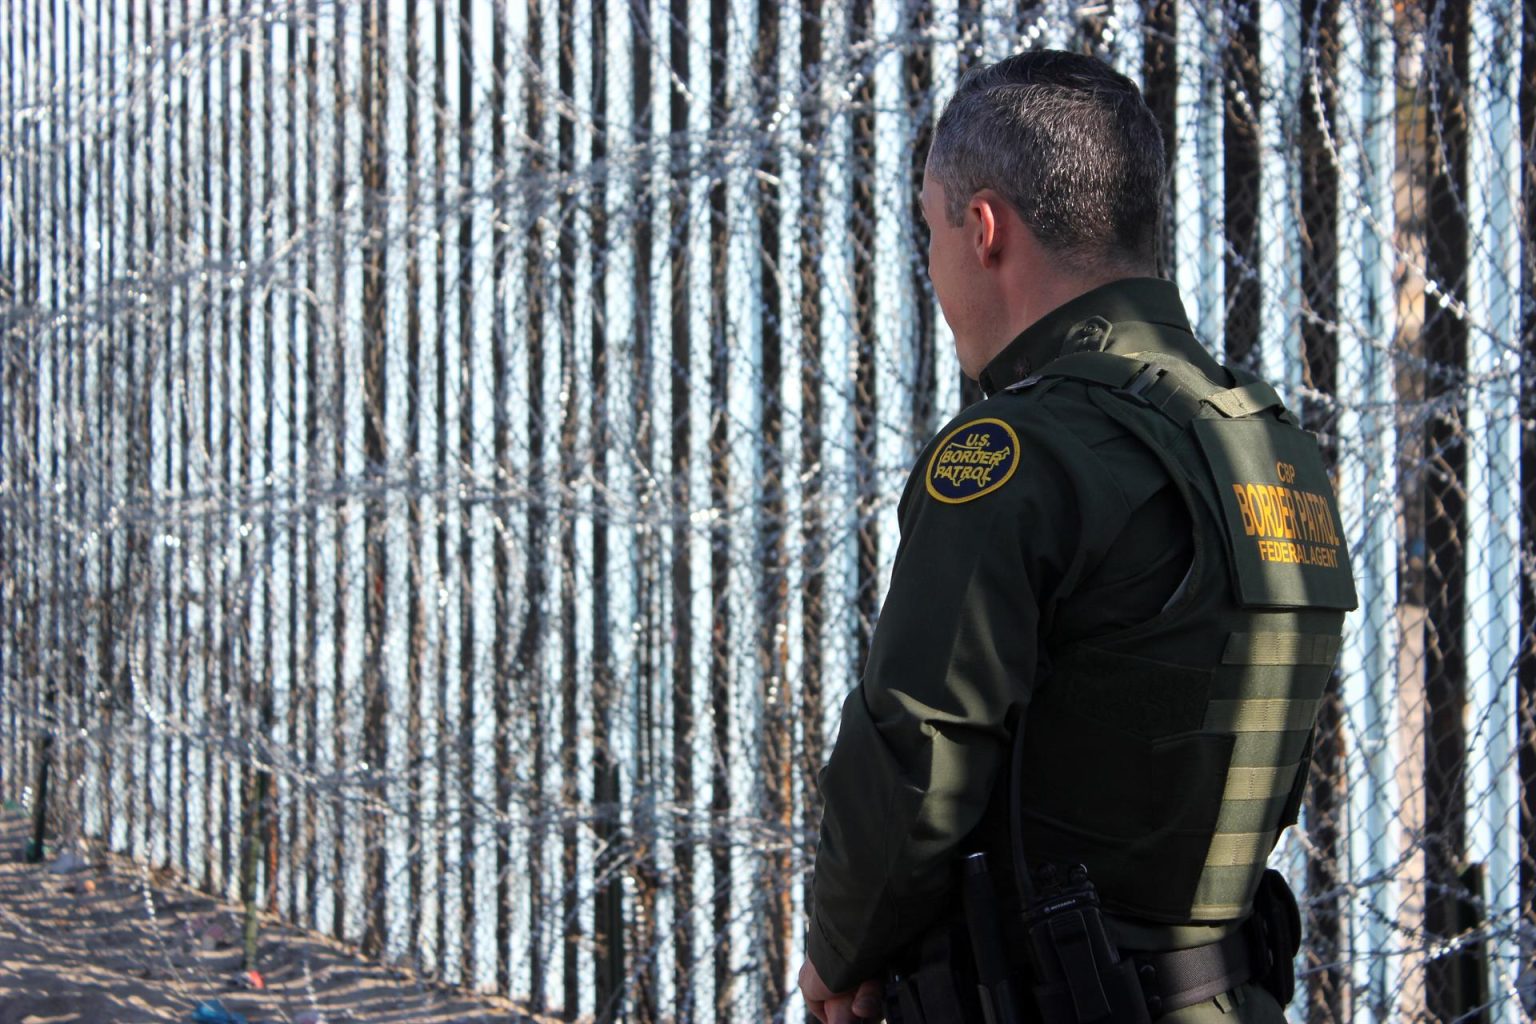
[0, 813, 542, 1023]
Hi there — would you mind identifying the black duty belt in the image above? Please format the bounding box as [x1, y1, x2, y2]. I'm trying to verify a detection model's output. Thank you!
[1128, 928, 1254, 1018]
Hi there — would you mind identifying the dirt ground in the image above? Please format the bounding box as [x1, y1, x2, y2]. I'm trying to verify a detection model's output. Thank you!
[0, 813, 526, 1023]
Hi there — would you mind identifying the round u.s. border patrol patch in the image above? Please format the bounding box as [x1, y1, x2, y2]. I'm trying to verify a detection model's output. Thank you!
[924, 417, 1021, 504]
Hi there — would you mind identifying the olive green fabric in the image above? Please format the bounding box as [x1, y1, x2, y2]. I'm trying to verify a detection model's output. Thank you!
[806, 279, 1353, 1008]
[1163, 983, 1288, 1023]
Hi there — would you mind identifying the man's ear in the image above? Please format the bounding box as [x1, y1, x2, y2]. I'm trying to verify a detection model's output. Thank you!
[970, 191, 1006, 268]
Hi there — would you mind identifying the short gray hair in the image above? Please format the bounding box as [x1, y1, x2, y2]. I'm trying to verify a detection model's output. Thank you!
[927, 50, 1166, 274]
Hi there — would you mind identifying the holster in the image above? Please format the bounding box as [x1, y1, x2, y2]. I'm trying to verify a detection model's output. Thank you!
[883, 919, 984, 1024]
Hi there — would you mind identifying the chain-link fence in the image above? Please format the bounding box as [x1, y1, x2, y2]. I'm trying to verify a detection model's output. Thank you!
[2, 0, 1533, 1020]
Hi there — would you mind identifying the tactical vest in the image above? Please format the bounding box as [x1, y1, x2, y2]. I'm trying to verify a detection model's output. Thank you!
[1004, 349, 1358, 924]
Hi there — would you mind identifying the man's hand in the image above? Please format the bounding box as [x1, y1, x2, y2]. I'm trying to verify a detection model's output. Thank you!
[798, 957, 884, 1023]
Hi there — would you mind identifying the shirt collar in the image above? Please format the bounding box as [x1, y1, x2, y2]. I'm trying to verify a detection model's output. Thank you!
[977, 277, 1196, 396]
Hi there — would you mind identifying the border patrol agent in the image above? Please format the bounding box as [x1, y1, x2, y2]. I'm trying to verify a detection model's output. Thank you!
[798, 51, 1357, 1024]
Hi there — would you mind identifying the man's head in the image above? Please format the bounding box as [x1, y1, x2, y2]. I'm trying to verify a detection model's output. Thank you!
[920, 49, 1166, 376]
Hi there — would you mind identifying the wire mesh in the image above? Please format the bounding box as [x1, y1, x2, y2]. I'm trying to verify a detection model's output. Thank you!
[1, 0, 1534, 1021]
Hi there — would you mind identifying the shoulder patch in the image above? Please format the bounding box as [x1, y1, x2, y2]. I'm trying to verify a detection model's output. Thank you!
[924, 417, 1021, 504]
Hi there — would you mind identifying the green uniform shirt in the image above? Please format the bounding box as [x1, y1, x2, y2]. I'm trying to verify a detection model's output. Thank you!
[807, 278, 1224, 991]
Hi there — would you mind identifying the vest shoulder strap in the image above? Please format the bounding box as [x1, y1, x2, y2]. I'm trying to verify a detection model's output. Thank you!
[1011, 350, 1298, 428]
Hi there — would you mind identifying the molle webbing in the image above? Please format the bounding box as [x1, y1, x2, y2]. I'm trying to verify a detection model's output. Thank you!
[1188, 633, 1338, 919]
[1221, 764, 1301, 802]
[1205, 699, 1318, 733]
[1205, 832, 1273, 867]
[1223, 632, 1342, 666]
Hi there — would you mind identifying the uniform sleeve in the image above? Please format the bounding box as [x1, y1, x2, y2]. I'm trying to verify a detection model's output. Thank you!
[806, 409, 1134, 991]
